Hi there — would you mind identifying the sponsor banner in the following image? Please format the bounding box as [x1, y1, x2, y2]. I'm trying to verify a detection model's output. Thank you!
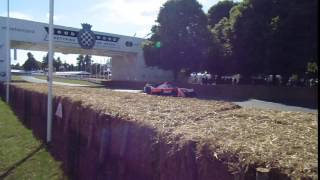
[1, 26, 35, 34]
[44, 23, 122, 50]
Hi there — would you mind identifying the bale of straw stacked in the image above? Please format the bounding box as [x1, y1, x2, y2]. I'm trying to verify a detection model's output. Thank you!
[4, 83, 317, 180]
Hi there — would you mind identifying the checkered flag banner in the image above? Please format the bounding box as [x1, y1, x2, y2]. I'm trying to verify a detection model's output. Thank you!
[44, 24, 121, 48]
[77, 23, 96, 49]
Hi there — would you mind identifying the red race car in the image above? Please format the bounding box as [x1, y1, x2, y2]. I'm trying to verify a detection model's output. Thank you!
[143, 82, 196, 97]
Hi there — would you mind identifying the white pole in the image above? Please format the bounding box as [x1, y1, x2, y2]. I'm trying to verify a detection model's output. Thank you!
[47, 0, 54, 143]
[5, 0, 10, 103]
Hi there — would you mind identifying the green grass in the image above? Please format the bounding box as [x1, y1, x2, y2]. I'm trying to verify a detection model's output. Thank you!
[0, 99, 65, 179]
[11, 75, 26, 82]
[34, 75, 103, 86]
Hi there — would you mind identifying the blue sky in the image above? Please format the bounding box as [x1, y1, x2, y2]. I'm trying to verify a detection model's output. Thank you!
[0, 0, 226, 65]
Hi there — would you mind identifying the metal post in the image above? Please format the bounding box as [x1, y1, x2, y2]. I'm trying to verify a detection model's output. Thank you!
[5, 0, 10, 103]
[102, 58, 104, 79]
[47, 0, 54, 143]
[95, 62, 97, 78]
[13, 49, 17, 60]
[100, 59, 102, 78]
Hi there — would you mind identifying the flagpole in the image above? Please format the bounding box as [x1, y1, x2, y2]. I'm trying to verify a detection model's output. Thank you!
[47, 0, 54, 143]
[5, 0, 10, 103]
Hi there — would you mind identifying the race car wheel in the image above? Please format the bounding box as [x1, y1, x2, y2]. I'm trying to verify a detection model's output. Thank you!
[172, 89, 178, 96]
[144, 86, 151, 94]
[188, 91, 196, 97]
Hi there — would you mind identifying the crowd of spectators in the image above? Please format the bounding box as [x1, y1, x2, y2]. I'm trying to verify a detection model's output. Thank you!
[188, 72, 318, 87]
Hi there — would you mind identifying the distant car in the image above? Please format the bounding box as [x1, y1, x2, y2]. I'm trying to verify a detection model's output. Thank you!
[143, 82, 196, 97]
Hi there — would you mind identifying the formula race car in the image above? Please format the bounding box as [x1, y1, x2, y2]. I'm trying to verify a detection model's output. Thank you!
[143, 82, 196, 97]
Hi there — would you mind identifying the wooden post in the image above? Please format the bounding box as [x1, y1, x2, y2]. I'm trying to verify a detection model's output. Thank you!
[256, 167, 270, 180]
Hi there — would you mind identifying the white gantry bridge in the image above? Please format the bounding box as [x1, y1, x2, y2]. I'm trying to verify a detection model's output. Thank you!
[0, 17, 172, 82]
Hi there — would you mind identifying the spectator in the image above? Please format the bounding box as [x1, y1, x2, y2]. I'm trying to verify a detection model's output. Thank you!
[232, 74, 240, 85]
[298, 78, 305, 87]
[202, 76, 208, 85]
[287, 74, 298, 87]
[275, 75, 282, 86]
[266, 75, 274, 85]
[309, 78, 315, 87]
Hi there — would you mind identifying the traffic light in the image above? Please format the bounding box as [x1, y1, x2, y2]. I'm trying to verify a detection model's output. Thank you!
[155, 41, 161, 48]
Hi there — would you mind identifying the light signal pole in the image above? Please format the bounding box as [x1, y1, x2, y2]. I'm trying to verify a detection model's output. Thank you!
[5, 0, 10, 103]
[47, 0, 54, 143]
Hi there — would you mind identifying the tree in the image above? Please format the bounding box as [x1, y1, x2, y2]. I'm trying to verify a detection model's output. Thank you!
[77, 55, 85, 71]
[41, 54, 48, 70]
[143, 25, 162, 73]
[22, 52, 41, 71]
[62, 61, 72, 71]
[84, 55, 92, 72]
[226, 0, 318, 77]
[207, 17, 235, 75]
[11, 63, 22, 70]
[228, 0, 277, 76]
[207, 0, 237, 27]
[266, 0, 318, 76]
[306, 61, 318, 78]
[42, 53, 61, 71]
[143, 0, 211, 80]
[54, 57, 62, 71]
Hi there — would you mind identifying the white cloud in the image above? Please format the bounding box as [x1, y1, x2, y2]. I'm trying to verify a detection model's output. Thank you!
[45, 13, 62, 22]
[85, 0, 221, 37]
[87, 0, 166, 37]
[89, 0, 161, 25]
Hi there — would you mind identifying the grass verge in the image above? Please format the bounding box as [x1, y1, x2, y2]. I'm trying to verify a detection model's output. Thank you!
[11, 75, 27, 82]
[34, 75, 103, 86]
[0, 99, 65, 179]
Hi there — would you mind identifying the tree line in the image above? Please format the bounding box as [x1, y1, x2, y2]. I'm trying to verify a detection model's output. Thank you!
[15, 52, 94, 72]
[143, 0, 318, 83]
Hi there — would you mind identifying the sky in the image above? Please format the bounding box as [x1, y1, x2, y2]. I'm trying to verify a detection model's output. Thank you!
[0, 0, 224, 66]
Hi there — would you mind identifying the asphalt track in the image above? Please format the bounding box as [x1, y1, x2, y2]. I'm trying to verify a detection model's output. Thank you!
[113, 90, 317, 113]
[232, 99, 317, 113]
[21, 76, 317, 113]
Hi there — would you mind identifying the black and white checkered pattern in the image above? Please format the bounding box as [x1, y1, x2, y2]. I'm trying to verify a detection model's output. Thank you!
[79, 31, 95, 47]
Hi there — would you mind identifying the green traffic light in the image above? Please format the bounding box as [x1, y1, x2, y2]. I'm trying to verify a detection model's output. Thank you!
[155, 41, 161, 48]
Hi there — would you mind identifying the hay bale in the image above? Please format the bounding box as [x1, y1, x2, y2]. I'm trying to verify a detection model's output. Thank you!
[10, 83, 318, 179]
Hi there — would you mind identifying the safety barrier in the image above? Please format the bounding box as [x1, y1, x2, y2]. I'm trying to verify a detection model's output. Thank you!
[0, 84, 236, 180]
[1, 83, 308, 180]
[102, 81, 318, 108]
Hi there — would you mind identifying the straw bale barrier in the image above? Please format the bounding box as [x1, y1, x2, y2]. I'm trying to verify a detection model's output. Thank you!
[102, 80, 318, 108]
[1, 82, 317, 180]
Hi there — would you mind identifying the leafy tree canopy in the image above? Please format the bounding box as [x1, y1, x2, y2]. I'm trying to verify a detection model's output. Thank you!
[226, 0, 318, 76]
[143, 0, 211, 80]
[207, 0, 237, 27]
[22, 52, 41, 71]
